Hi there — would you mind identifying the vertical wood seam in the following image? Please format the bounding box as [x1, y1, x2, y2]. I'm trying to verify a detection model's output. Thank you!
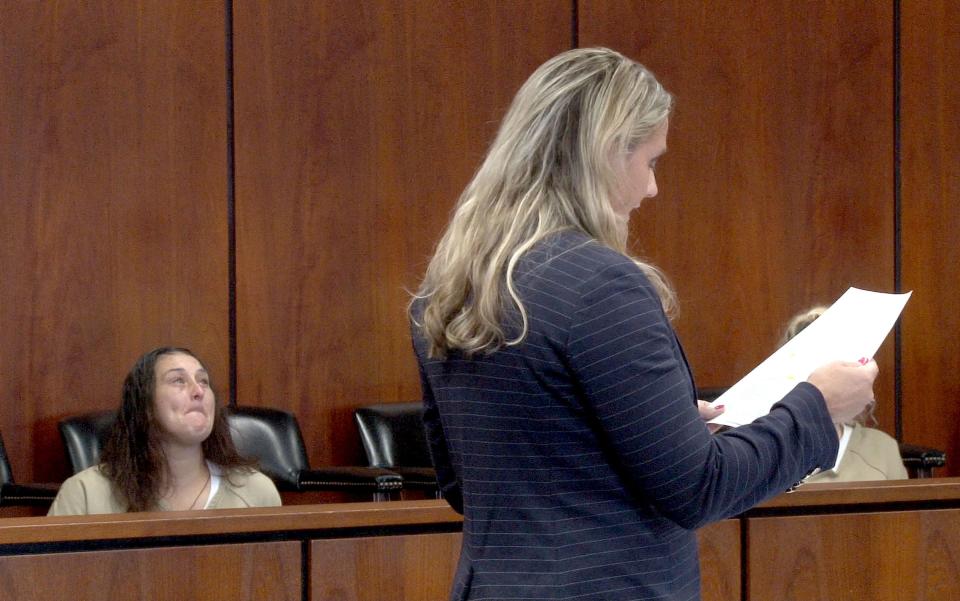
[893, 0, 903, 441]
[226, 0, 238, 407]
[571, 0, 579, 48]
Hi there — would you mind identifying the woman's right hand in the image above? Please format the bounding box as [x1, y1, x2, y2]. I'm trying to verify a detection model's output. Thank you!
[806, 359, 879, 424]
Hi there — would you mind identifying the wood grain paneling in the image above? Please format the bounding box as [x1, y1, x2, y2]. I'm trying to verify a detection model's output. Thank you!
[0, 541, 300, 601]
[4, 499, 462, 545]
[748, 509, 960, 600]
[579, 2, 897, 429]
[312, 532, 461, 601]
[698, 519, 741, 601]
[233, 1, 570, 466]
[755, 477, 960, 509]
[0, 486, 958, 600]
[901, 1, 960, 475]
[312, 521, 737, 601]
[2, 0, 953, 495]
[0, 2, 228, 482]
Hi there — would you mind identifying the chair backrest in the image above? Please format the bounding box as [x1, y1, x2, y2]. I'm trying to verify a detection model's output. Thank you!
[354, 402, 431, 468]
[57, 407, 313, 490]
[225, 406, 310, 490]
[0, 431, 60, 507]
[58, 410, 117, 473]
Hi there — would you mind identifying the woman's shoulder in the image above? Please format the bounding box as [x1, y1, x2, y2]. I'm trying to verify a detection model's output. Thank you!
[48, 465, 122, 516]
[229, 468, 278, 488]
[847, 424, 909, 478]
[214, 468, 281, 508]
[516, 233, 661, 321]
[522, 230, 644, 290]
[533, 230, 629, 265]
[851, 423, 901, 450]
[65, 465, 113, 488]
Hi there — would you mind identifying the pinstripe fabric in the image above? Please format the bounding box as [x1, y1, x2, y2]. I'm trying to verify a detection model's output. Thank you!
[413, 230, 838, 601]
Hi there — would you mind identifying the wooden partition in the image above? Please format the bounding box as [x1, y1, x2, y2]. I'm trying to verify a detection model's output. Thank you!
[0, 542, 301, 601]
[0, 500, 463, 601]
[745, 479, 960, 599]
[697, 519, 741, 601]
[312, 532, 462, 601]
[2, 481, 960, 601]
[749, 510, 960, 599]
[0, 498, 736, 601]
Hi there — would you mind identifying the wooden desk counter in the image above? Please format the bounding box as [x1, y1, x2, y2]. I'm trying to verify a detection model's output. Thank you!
[0, 499, 462, 547]
[0, 500, 463, 601]
[752, 476, 960, 511]
[745, 477, 960, 600]
[0, 480, 958, 600]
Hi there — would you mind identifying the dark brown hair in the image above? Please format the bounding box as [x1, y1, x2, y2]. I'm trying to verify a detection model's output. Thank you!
[100, 347, 254, 511]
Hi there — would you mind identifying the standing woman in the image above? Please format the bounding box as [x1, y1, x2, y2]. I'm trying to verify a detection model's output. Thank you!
[411, 48, 877, 601]
[49, 347, 280, 515]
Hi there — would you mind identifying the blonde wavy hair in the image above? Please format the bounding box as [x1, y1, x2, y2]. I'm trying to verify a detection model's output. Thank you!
[414, 48, 675, 359]
[780, 306, 829, 347]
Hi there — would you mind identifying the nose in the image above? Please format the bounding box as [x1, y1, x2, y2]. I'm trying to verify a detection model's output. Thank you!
[189, 379, 205, 400]
[646, 172, 658, 198]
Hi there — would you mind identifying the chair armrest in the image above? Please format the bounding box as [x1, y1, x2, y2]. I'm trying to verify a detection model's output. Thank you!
[387, 466, 438, 490]
[0, 482, 60, 507]
[388, 466, 440, 499]
[899, 442, 947, 479]
[297, 466, 403, 494]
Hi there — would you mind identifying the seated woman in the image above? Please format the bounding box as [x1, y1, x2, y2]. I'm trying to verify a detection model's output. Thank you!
[784, 308, 908, 483]
[49, 347, 280, 515]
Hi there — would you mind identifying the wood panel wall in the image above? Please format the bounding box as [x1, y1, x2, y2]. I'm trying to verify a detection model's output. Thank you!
[901, 0, 960, 474]
[0, 1, 229, 482]
[231, 1, 570, 466]
[579, 0, 897, 429]
[0, 1, 957, 482]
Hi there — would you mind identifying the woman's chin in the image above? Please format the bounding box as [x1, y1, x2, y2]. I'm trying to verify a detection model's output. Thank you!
[166, 423, 214, 448]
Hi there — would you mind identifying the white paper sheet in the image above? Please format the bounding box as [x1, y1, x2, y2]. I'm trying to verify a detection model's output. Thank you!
[708, 287, 912, 428]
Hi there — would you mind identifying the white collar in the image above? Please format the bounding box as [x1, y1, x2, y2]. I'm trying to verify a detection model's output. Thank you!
[826, 424, 854, 474]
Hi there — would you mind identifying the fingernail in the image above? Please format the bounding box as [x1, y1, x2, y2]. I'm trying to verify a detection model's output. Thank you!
[858, 357, 870, 365]
[715, 405, 725, 410]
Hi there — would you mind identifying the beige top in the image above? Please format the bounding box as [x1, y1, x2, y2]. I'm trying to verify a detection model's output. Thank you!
[806, 423, 908, 484]
[47, 464, 281, 516]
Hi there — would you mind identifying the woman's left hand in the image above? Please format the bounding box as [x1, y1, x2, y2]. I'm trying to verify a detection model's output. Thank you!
[698, 401, 725, 433]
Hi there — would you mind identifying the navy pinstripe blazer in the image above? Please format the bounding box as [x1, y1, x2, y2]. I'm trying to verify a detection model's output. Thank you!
[413, 230, 838, 601]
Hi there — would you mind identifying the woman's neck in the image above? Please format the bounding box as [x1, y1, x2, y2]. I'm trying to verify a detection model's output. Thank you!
[160, 443, 211, 510]
[163, 442, 206, 478]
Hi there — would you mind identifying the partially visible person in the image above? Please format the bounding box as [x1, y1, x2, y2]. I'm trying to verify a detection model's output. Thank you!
[411, 47, 878, 601]
[49, 347, 280, 515]
[784, 307, 908, 483]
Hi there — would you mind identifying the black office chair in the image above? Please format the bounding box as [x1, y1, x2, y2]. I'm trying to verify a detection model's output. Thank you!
[225, 406, 402, 500]
[58, 407, 403, 501]
[58, 409, 116, 473]
[0, 433, 59, 507]
[354, 402, 440, 498]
